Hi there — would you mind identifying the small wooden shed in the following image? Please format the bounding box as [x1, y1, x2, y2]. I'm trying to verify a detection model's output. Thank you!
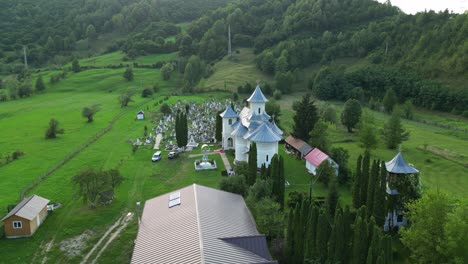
[1, 195, 49, 238]
[136, 110, 145, 120]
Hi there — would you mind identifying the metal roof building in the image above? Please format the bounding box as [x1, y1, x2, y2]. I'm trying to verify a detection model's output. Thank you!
[385, 152, 419, 174]
[131, 184, 277, 264]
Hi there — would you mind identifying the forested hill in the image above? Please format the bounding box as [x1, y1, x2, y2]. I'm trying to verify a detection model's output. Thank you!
[0, 0, 233, 69]
[188, 0, 467, 79]
[183, 0, 468, 112]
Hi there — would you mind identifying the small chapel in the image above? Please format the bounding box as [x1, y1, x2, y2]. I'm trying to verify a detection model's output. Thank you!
[220, 85, 283, 168]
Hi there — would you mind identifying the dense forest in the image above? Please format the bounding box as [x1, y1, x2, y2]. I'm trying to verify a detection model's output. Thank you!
[0, 0, 232, 70]
[183, 0, 468, 113]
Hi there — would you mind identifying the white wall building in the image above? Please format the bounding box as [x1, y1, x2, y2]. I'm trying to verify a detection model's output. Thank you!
[220, 85, 283, 168]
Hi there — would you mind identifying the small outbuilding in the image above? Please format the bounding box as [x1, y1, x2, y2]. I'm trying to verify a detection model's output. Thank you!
[284, 135, 313, 159]
[136, 110, 144, 120]
[1, 195, 49, 238]
[304, 148, 339, 176]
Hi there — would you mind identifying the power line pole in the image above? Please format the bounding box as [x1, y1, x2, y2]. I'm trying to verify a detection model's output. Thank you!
[23, 46, 28, 69]
[228, 24, 232, 57]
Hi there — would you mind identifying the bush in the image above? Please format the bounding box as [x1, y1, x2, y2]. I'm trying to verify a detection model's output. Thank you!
[141, 87, 153, 98]
[273, 89, 282, 100]
[462, 110, 468, 118]
[219, 175, 247, 196]
[12, 150, 24, 160]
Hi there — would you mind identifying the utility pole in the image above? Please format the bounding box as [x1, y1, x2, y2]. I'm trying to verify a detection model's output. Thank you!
[228, 24, 232, 57]
[23, 46, 28, 69]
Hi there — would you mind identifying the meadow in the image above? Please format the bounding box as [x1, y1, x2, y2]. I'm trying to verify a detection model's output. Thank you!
[0, 49, 467, 263]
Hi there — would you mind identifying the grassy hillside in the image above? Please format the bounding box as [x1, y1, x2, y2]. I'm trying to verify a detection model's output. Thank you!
[202, 48, 273, 91]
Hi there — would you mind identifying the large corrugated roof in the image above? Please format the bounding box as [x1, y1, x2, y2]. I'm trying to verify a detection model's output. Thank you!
[220, 105, 238, 118]
[131, 184, 276, 264]
[304, 148, 329, 167]
[247, 85, 268, 103]
[268, 120, 283, 136]
[1, 195, 49, 221]
[385, 152, 419, 174]
[245, 123, 282, 143]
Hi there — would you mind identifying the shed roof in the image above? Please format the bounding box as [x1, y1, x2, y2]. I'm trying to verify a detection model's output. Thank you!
[247, 85, 268, 103]
[220, 105, 238, 118]
[385, 152, 419, 174]
[131, 184, 276, 264]
[137, 110, 144, 114]
[1, 195, 49, 222]
[304, 148, 329, 167]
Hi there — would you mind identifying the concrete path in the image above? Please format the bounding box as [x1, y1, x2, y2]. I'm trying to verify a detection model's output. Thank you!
[219, 152, 232, 171]
[153, 133, 162, 149]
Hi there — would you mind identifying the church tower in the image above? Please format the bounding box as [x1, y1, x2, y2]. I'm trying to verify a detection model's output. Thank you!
[220, 105, 238, 150]
[247, 85, 268, 116]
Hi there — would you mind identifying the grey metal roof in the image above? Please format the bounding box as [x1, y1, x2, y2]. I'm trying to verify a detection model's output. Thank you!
[231, 122, 248, 137]
[1, 195, 49, 221]
[268, 120, 283, 136]
[131, 184, 275, 264]
[385, 152, 419, 174]
[245, 123, 282, 143]
[247, 85, 268, 103]
[220, 105, 238, 118]
[221, 235, 273, 261]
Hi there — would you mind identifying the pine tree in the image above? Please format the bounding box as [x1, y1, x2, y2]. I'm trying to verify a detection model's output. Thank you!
[247, 143, 257, 185]
[353, 154, 363, 208]
[304, 205, 319, 262]
[360, 151, 370, 207]
[326, 177, 339, 217]
[373, 161, 387, 227]
[315, 209, 331, 263]
[382, 110, 410, 149]
[271, 154, 280, 201]
[342, 205, 353, 261]
[292, 94, 318, 142]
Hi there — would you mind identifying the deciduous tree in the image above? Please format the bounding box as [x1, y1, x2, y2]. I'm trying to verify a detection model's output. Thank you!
[45, 118, 64, 139]
[341, 99, 362, 132]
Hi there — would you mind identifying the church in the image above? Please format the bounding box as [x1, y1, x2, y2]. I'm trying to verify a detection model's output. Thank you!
[220, 85, 283, 168]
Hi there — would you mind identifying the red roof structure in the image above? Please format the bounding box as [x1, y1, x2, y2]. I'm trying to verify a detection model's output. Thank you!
[304, 148, 329, 167]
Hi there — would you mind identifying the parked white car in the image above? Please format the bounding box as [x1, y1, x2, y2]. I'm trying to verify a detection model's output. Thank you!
[152, 151, 162, 162]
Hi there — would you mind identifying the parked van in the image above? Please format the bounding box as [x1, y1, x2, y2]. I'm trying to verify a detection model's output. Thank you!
[151, 151, 162, 162]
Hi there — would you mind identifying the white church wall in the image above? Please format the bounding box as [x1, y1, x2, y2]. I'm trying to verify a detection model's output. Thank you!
[234, 136, 249, 162]
[256, 142, 278, 168]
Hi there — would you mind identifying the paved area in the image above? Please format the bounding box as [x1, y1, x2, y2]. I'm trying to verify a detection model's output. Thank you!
[153, 133, 162, 149]
[219, 152, 232, 171]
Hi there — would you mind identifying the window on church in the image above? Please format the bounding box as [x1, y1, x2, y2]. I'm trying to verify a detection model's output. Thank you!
[228, 119, 232, 125]
[266, 155, 269, 162]
[258, 108, 260, 114]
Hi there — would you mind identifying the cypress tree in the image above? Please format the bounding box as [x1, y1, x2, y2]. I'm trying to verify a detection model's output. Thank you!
[366, 160, 379, 217]
[304, 205, 319, 262]
[175, 112, 181, 146]
[366, 246, 374, 264]
[270, 154, 279, 198]
[368, 226, 382, 264]
[285, 208, 295, 262]
[315, 209, 331, 263]
[384, 235, 393, 264]
[342, 205, 353, 262]
[373, 161, 388, 227]
[360, 151, 370, 207]
[215, 110, 223, 142]
[247, 143, 257, 185]
[329, 207, 345, 264]
[278, 155, 285, 210]
[326, 177, 339, 217]
[294, 200, 309, 263]
[260, 164, 267, 179]
[353, 208, 369, 264]
[376, 254, 385, 264]
[353, 154, 363, 208]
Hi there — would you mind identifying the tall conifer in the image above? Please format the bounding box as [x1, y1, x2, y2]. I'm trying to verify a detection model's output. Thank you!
[278, 155, 285, 210]
[329, 207, 345, 264]
[315, 209, 331, 263]
[360, 151, 370, 207]
[304, 205, 319, 262]
[373, 161, 388, 226]
[366, 160, 379, 217]
[247, 143, 257, 185]
[353, 154, 363, 208]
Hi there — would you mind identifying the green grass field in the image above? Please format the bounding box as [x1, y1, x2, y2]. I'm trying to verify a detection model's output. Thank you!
[76, 51, 178, 67]
[0, 49, 466, 263]
[203, 48, 273, 91]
